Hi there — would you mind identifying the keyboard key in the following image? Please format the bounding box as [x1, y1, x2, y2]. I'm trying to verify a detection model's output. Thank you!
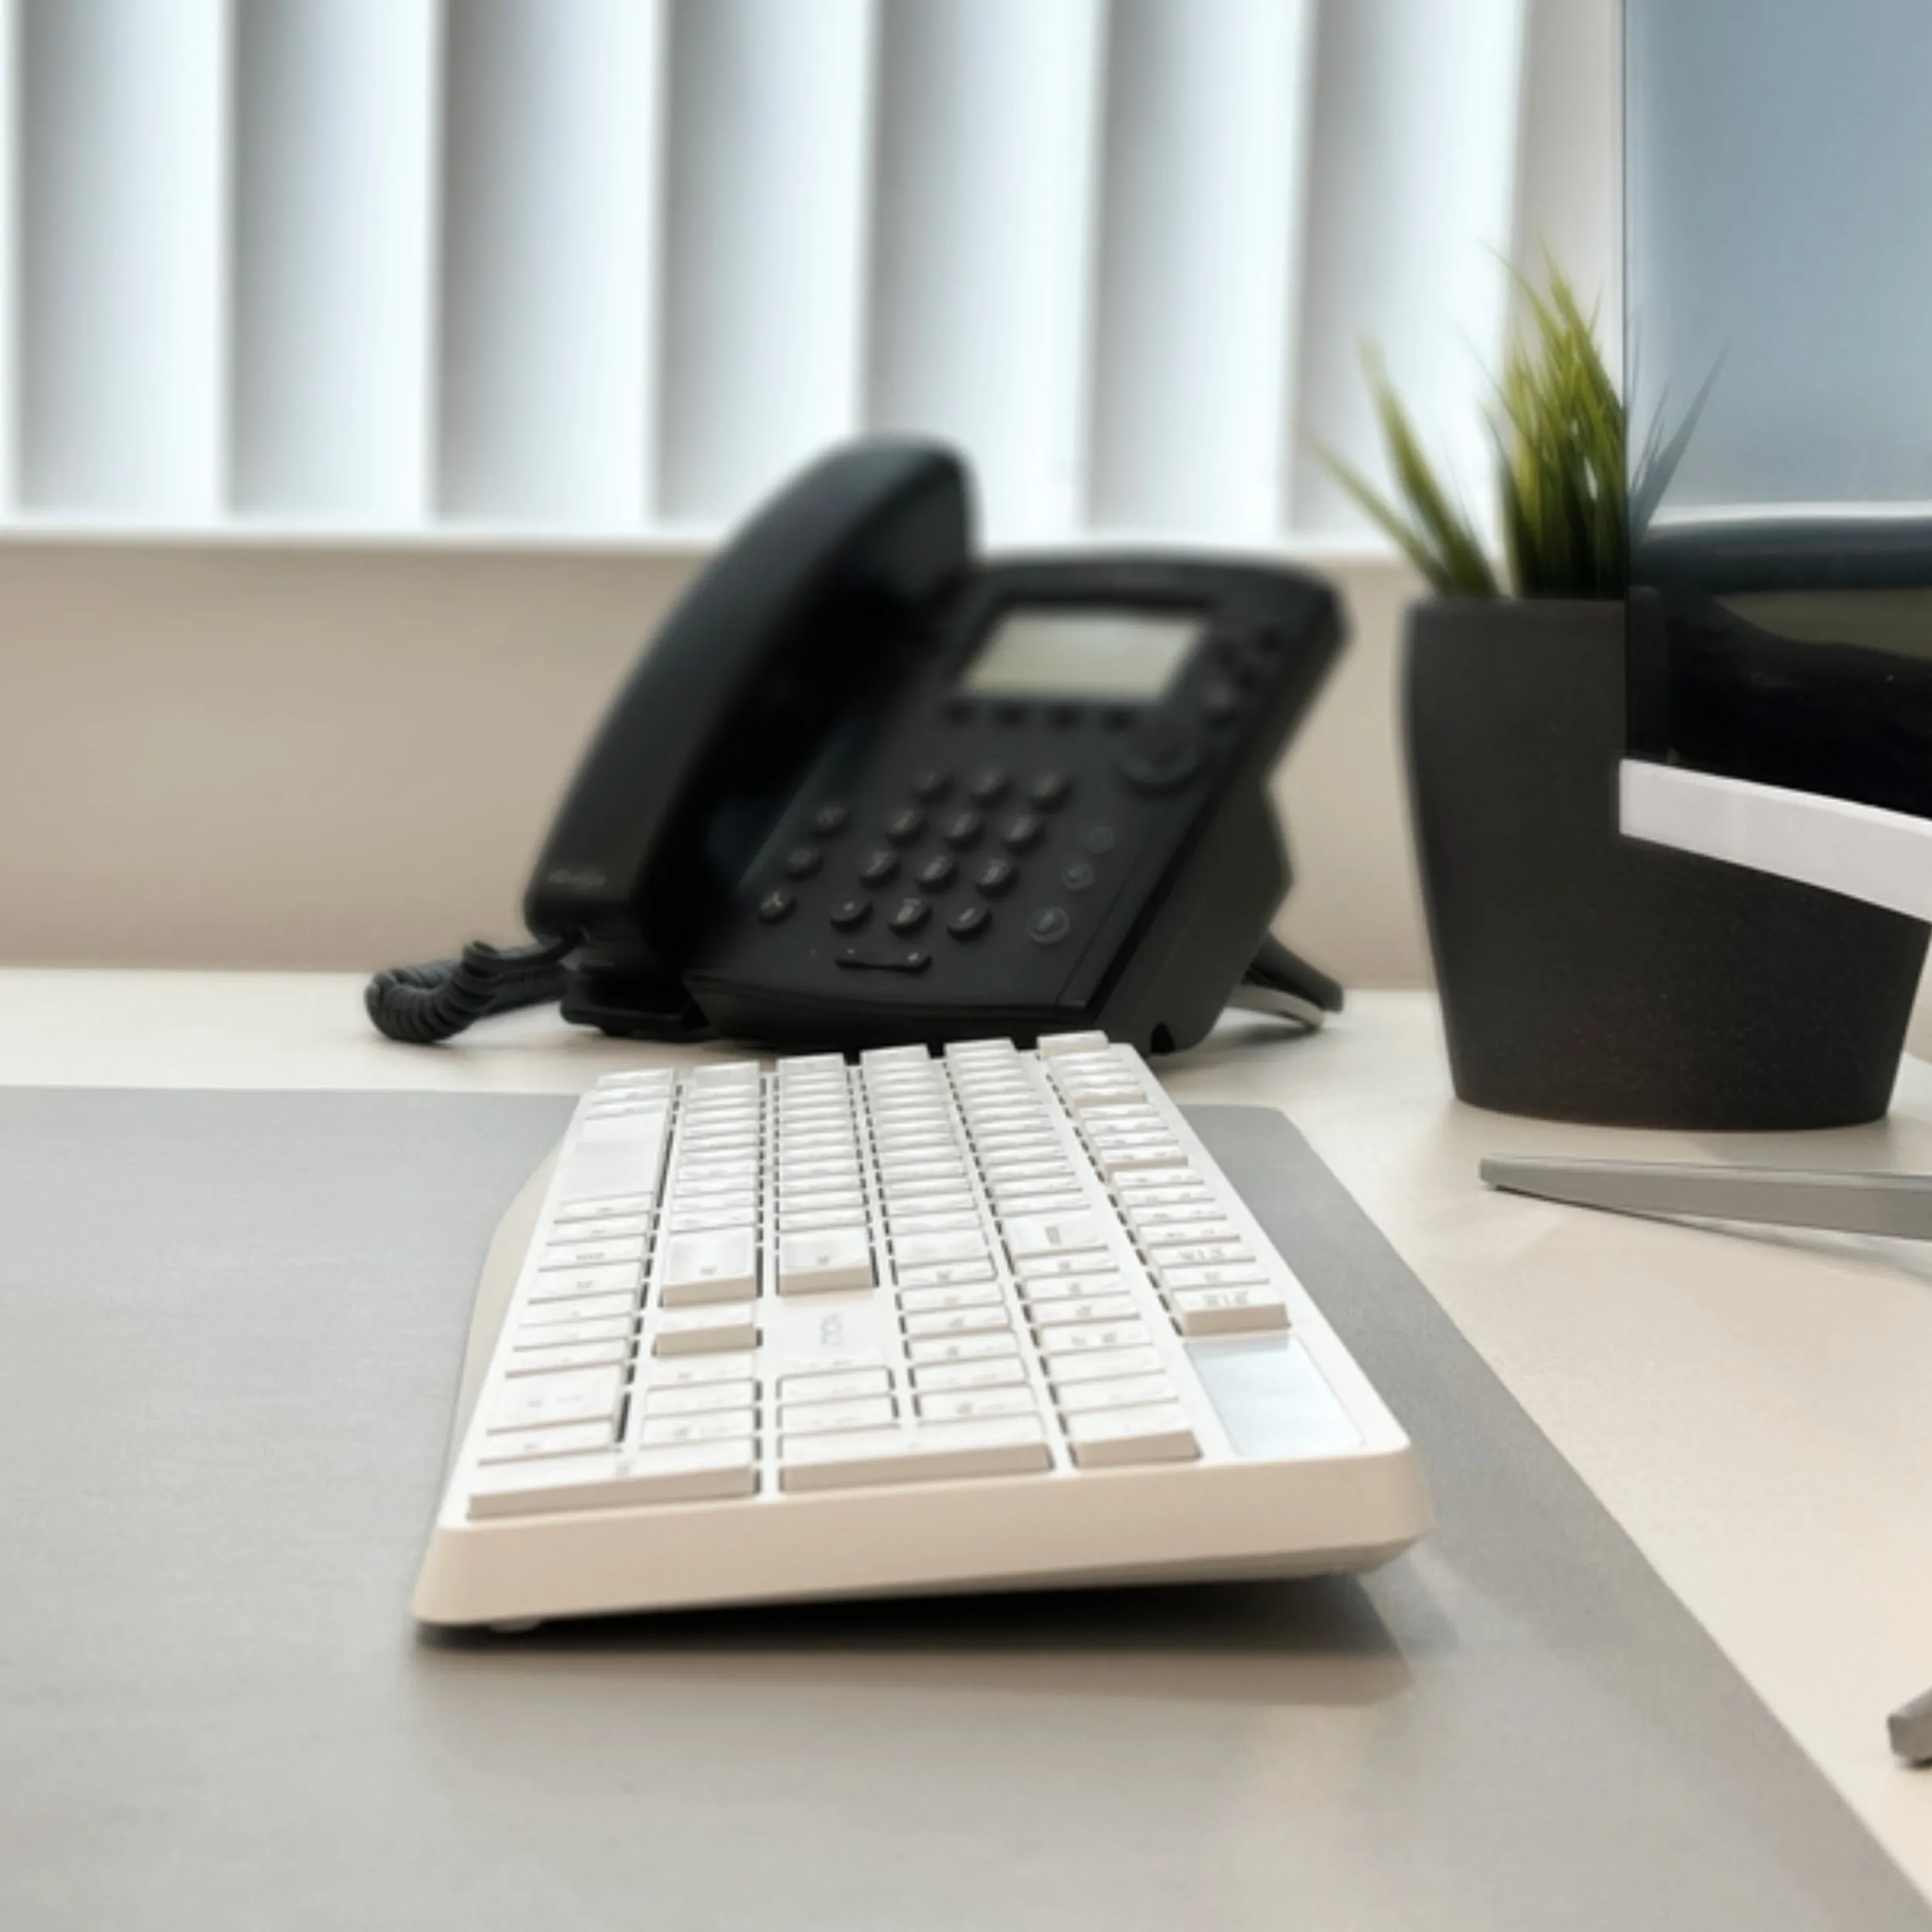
[638, 1410, 757, 1447]
[777, 1227, 875, 1294]
[475, 1420, 617, 1464]
[906, 1330, 1020, 1366]
[488, 1366, 624, 1433]
[526, 1263, 641, 1305]
[1046, 1344, 1165, 1386]
[640, 1378, 755, 1416]
[1169, 1287, 1289, 1336]
[539, 1236, 646, 1271]
[1065, 1403, 1199, 1468]
[1052, 1372, 1177, 1417]
[896, 1281, 1002, 1315]
[646, 1352, 757, 1389]
[1092, 1145, 1190, 1175]
[781, 1396, 898, 1436]
[541, 1214, 650, 1245]
[908, 1355, 1029, 1394]
[1019, 1271, 1130, 1304]
[917, 1385, 1038, 1423]
[659, 1228, 758, 1305]
[1003, 1212, 1106, 1259]
[778, 1366, 891, 1405]
[503, 1339, 629, 1377]
[653, 1305, 759, 1355]
[1014, 1251, 1116, 1282]
[1137, 1219, 1242, 1249]
[902, 1306, 1010, 1339]
[1151, 1244, 1256, 1282]
[1037, 1320, 1148, 1356]
[778, 1417, 1050, 1492]
[468, 1440, 757, 1519]
[894, 1229, 991, 1269]
[1029, 1293, 1138, 1329]
[1158, 1263, 1270, 1294]
[518, 1291, 638, 1328]
[511, 1315, 634, 1350]
[553, 1193, 655, 1223]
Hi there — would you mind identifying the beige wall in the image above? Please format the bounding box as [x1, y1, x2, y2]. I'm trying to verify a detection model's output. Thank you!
[0, 544, 1430, 984]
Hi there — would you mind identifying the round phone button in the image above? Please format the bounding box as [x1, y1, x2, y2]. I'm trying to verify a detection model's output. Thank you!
[910, 769, 951, 801]
[967, 767, 1010, 804]
[1081, 825, 1117, 855]
[942, 809, 984, 849]
[1119, 723, 1201, 794]
[784, 845, 823, 879]
[829, 899, 871, 931]
[889, 896, 931, 934]
[1028, 771, 1071, 809]
[811, 802, 849, 836]
[975, 858, 1018, 898]
[916, 853, 957, 891]
[859, 849, 900, 887]
[1062, 860, 1097, 893]
[947, 905, 992, 940]
[1027, 906, 1073, 947]
[886, 807, 925, 845]
[759, 890, 795, 923]
[1002, 814, 1045, 852]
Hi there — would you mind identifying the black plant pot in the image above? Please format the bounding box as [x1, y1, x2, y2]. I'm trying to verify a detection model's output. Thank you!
[1403, 599, 1930, 1129]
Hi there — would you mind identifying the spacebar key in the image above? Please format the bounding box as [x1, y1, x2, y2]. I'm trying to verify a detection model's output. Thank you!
[779, 1417, 1049, 1493]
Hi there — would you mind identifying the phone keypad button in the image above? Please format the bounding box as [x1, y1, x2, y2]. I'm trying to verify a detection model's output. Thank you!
[948, 905, 992, 940]
[1028, 772, 1071, 809]
[784, 846, 823, 879]
[1002, 814, 1045, 852]
[859, 850, 900, 887]
[811, 803, 849, 836]
[837, 947, 931, 975]
[910, 770, 951, 801]
[1027, 906, 1073, 947]
[941, 810, 983, 849]
[1082, 825, 1117, 855]
[967, 769, 1010, 805]
[889, 896, 931, 935]
[915, 855, 957, 892]
[975, 859, 1018, 898]
[1063, 861, 1097, 893]
[886, 808, 926, 845]
[759, 889, 796, 923]
[829, 900, 872, 932]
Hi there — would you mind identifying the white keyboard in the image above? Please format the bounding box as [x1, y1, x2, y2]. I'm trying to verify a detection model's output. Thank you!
[413, 1034, 1428, 1627]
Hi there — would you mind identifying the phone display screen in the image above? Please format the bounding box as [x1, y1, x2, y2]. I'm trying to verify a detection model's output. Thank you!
[961, 607, 1201, 700]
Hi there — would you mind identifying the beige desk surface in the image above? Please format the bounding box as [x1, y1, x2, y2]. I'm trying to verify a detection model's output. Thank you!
[7, 968, 1931, 1900]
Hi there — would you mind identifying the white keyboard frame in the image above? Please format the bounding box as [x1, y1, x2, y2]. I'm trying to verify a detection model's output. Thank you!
[414, 1039, 1428, 1627]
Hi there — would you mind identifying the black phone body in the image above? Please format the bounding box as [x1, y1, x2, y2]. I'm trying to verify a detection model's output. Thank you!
[372, 439, 1342, 1056]
[668, 551, 1337, 1053]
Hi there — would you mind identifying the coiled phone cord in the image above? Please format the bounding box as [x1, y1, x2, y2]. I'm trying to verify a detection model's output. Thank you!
[363, 934, 579, 1045]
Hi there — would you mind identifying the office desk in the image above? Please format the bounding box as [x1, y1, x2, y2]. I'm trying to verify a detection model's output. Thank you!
[5, 969, 1932, 1913]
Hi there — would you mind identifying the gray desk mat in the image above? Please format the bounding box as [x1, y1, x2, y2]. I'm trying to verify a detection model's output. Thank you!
[0, 1088, 1923, 1932]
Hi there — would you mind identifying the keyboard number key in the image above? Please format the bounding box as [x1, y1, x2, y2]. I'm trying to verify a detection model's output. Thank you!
[778, 1227, 876, 1294]
[1065, 1403, 1199, 1468]
[1169, 1286, 1288, 1337]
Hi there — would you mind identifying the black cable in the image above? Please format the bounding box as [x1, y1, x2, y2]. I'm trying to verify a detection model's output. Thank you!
[364, 934, 580, 1045]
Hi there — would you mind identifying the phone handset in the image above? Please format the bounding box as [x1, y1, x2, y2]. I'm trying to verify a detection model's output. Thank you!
[366, 439, 970, 1045]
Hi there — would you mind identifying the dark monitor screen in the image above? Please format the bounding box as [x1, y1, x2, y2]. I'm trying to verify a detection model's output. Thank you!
[1625, 0, 1932, 822]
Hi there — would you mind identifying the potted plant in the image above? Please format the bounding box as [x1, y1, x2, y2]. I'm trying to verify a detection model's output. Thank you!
[1326, 267, 1928, 1129]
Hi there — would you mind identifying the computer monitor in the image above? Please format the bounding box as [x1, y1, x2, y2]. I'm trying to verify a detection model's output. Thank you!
[1618, 0, 1932, 916]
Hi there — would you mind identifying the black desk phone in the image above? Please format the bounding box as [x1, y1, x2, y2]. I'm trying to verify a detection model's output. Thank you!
[368, 438, 1342, 1055]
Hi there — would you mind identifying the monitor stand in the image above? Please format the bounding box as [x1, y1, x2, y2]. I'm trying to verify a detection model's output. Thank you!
[1481, 1155, 1932, 1240]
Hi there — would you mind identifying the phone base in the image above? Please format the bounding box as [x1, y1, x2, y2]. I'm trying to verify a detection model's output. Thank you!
[560, 955, 713, 1042]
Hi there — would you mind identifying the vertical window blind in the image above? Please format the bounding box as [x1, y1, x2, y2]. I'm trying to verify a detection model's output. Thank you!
[0, 0, 1614, 550]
